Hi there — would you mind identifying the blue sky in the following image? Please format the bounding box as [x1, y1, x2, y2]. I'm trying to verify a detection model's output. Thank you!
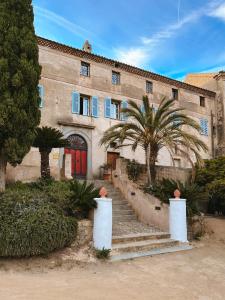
[33, 0, 225, 80]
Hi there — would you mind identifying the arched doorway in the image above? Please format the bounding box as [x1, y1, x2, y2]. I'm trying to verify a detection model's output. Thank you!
[65, 134, 88, 179]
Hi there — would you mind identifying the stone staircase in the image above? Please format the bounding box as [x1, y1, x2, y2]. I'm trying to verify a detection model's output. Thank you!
[94, 180, 192, 261]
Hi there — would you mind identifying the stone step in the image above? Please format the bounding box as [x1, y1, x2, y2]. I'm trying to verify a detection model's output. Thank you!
[112, 203, 131, 209]
[113, 210, 135, 216]
[113, 215, 137, 222]
[111, 238, 179, 255]
[112, 199, 128, 203]
[110, 244, 193, 261]
[112, 232, 171, 244]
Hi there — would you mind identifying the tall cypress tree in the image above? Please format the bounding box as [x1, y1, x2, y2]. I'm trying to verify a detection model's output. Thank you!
[0, 0, 41, 191]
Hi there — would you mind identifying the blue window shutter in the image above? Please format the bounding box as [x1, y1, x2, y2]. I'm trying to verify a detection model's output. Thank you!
[38, 85, 44, 108]
[104, 97, 111, 118]
[153, 106, 158, 113]
[141, 104, 145, 113]
[92, 96, 99, 117]
[72, 91, 80, 114]
[121, 100, 128, 121]
[200, 118, 208, 136]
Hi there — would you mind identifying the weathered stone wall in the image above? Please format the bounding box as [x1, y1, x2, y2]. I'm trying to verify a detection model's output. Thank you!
[155, 166, 192, 182]
[121, 158, 191, 184]
[72, 220, 93, 248]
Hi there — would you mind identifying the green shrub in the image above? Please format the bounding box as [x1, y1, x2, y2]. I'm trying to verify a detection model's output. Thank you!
[195, 157, 225, 186]
[145, 178, 207, 217]
[126, 159, 143, 181]
[0, 197, 77, 257]
[207, 179, 225, 215]
[95, 248, 111, 260]
[67, 180, 99, 219]
[6, 179, 98, 219]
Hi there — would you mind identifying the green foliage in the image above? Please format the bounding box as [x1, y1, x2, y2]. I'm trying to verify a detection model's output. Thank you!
[101, 96, 208, 184]
[0, 196, 77, 257]
[32, 127, 68, 178]
[145, 178, 206, 217]
[68, 180, 99, 219]
[195, 157, 225, 187]
[95, 248, 111, 260]
[207, 179, 225, 215]
[6, 179, 100, 219]
[126, 159, 143, 181]
[33, 127, 68, 151]
[0, 0, 41, 166]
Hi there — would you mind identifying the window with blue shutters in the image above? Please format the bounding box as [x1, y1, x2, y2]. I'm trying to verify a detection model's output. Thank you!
[200, 118, 208, 136]
[72, 91, 80, 114]
[92, 96, 99, 117]
[38, 85, 44, 108]
[121, 100, 128, 121]
[104, 97, 111, 118]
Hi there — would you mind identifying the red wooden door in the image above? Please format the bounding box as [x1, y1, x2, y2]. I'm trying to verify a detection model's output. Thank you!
[65, 135, 88, 178]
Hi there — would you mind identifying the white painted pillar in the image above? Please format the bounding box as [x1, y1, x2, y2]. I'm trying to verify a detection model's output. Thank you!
[93, 198, 112, 250]
[65, 154, 72, 179]
[169, 199, 188, 242]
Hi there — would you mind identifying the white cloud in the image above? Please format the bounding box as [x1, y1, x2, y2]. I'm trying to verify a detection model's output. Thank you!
[114, 48, 149, 67]
[34, 5, 93, 40]
[141, 1, 223, 47]
[115, 1, 224, 68]
[208, 3, 225, 21]
[200, 65, 225, 73]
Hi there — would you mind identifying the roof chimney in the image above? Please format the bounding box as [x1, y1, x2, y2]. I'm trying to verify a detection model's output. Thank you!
[82, 40, 92, 53]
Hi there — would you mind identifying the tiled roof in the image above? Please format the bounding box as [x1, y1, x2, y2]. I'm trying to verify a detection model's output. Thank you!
[37, 36, 216, 98]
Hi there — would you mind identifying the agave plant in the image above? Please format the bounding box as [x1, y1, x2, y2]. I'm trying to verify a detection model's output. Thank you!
[33, 126, 68, 179]
[68, 180, 100, 219]
[100, 96, 208, 184]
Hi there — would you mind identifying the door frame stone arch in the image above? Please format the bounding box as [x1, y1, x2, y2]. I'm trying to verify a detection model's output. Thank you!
[59, 127, 93, 179]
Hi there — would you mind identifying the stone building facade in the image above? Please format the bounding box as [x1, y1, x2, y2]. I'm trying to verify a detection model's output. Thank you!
[6, 37, 218, 182]
[185, 71, 225, 156]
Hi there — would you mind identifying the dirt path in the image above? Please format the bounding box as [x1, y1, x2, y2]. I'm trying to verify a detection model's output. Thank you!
[0, 240, 225, 300]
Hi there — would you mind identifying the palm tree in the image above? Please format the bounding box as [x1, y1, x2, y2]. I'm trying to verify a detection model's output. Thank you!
[33, 126, 68, 179]
[100, 96, 208, 185]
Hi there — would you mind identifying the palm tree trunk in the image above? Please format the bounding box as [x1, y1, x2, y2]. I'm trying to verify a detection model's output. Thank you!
[150, 160, 156, 183]
[40, 149, 51, 179]
[145, 145, 151, 185]
[0, 155, 7, 192]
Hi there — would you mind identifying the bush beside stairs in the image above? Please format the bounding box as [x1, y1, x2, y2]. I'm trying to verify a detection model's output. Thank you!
[94, 180, 192, 261]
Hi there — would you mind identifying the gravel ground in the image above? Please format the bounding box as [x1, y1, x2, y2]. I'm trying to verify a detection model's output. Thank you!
[0, 239, 225, 300]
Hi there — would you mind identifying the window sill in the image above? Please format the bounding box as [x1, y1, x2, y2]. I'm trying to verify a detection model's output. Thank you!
[80, 74, 90, 78]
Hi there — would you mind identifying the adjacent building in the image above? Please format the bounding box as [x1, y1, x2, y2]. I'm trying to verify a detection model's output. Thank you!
[6, 37, 219, 182]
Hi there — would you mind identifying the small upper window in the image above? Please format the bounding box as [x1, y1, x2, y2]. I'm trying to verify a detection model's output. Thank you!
[172, 88, 178, 100]
[80, 61, 90, 77]
[200, 96, 205, 107]
[112, 71, 120, 85]
[146, 81, 153, 94]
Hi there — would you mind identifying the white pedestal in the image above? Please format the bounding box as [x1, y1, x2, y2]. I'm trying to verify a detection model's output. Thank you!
[169, 199, 188, 242]
[65, 154, 72, 179]
[93, 198, 112, 250]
